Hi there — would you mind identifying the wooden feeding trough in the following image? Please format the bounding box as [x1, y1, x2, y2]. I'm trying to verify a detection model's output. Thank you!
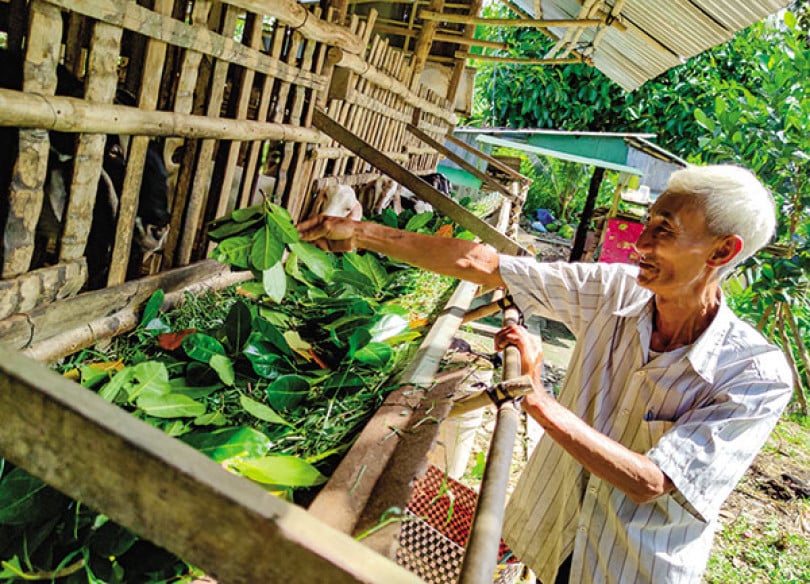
[0, 0, 530, 581]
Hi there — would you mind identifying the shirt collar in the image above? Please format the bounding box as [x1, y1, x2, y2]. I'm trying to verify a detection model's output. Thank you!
[614, 290, 733, 384]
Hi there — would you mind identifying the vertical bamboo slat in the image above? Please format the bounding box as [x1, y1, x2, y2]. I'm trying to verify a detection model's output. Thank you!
[59, 22, 123, 263]
[107, 0, 172, 287]
[162, 0, 212, 269]
[1, 0, 61, 279]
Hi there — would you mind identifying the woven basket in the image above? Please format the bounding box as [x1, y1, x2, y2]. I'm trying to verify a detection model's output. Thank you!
[396, 465, 523, 584]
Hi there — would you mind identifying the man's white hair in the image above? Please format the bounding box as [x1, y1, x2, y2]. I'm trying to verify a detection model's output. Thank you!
[666, 164, 776, 277]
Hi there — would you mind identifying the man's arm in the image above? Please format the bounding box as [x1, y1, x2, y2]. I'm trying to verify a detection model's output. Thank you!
[523, 388, 674, 503]
[496, 323, 673, 503]
[297, 215, 506, 289]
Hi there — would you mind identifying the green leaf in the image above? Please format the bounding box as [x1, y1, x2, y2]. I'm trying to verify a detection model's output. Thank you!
[253, 318, 293, 356]
[0, 469, 66, 525]
[693, 108, 715, 132]
[266, 375, 310, 410]
[331, 269, 376, 295]
[251, 225, 285, 271]
[169, 378, 222, 399]
[231, 205, 264, 222]
[210, 354, 235, 386]
[193, 411, 228, 426]
[136, 393, 207, 418]
[183, 333, 226, 362]
[405, 212, 434, 232]
[354, 341, 392, 367]
[239, 394, 293, 427]
[223, 301, 253, 353]
[128, 361, 171, 401]
[262, 261, 287, 303]
[348, 328, 372, 358]
[289, 242, 334, 281]
[266, 203, 300, 244]
[207, 215, 263, 240]
[231, 455, 327, 487]
[258, 307, 290, 328]
[182, 426, 272, 462]
[381, 208, 399, 227]
[140, 290, 165, 328]
[211, 235, 252, 269]
[243, 339, 285, 379]
[98, 366, 134, 402]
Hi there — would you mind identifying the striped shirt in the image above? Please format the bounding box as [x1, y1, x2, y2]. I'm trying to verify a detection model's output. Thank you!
[498, 258, 792, 584]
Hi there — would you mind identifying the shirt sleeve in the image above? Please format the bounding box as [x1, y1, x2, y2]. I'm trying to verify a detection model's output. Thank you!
[497, 255, 644, 337]
[647, 349, 792, 522]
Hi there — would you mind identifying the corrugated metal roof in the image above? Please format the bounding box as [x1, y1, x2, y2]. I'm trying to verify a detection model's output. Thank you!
[509, 0, 791, 90]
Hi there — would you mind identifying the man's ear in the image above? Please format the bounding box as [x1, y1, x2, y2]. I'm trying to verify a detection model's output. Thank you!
[708, 235, 744, 267]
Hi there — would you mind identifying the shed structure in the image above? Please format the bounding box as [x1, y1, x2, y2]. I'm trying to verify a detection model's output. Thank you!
[0, 0, 793, 582]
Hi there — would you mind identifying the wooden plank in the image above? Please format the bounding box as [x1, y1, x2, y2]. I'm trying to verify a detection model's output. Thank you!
[312, 109, 527, 256]
[60, 23, 123, 263]
[1, 0, 61, 279]
[0, 259, 86, 321]
[0, 349, 423, 584]
[407, 124, 516, 198]
[43, 0, 327, 91]
[409, 0, 444, 90]
[107, 0, 172, 286]
[0, 260, 228, 350]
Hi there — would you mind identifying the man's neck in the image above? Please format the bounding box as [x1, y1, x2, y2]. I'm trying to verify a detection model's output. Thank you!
[651, 285, 721, 352]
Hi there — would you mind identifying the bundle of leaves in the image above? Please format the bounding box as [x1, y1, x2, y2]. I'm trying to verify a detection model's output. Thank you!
[0, 202, 461, 583]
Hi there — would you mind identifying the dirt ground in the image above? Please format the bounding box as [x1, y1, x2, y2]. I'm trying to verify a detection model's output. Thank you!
[446, 231, 810, 579]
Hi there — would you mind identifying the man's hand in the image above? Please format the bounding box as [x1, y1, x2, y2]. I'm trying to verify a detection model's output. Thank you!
[296, 214, 360, 252]
[494, 323, 543, 383]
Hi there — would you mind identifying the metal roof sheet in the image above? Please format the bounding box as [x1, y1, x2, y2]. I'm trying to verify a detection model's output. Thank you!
[509, 0, 791, 90]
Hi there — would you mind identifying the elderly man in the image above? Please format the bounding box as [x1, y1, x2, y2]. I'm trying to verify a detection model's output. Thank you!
[297, 165, 792, 584]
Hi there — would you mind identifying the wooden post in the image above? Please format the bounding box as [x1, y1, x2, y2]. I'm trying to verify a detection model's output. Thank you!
[1, 0, 61, 279]
[569, 166, 605, 262]
[448, 0, 481, 105]
[409, 0, 444, 90]
[313, 109, 527, 256]
[0, 349, 424, 584]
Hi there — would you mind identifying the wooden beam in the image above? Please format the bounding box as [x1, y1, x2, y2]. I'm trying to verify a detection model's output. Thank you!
[0, 259, 86, 321]
[419, 10, 603, 28]
[0, 260, 229, 350]
[409, 0, 444, 90]
[0, 88, 327, 142]
[372, 22, 510, 51]
[455, 51, 581, 65]
[406, 124, 515, 198]
[444, 133, 529, 184]
[0, 348, 423, 584]
[313, 109, 527, 256]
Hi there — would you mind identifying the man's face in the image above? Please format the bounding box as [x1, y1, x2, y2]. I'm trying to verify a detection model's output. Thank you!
[634, 191, 721, 296]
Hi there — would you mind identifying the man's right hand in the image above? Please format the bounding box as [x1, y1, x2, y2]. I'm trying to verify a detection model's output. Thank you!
[296, 214, 360, 252]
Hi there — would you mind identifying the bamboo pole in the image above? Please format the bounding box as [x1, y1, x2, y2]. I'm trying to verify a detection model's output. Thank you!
[445, 133, 530, 183]
[458, 199, 522, 584]
[419, 10, 604, 28]
[0, 88, 327, 142]
[22, 269, 253, 363]
[372, 22, 511, 50]
[448, 0, 482, 105]
[107, 0, 172, 287]
[410, 0, 444, 90]
[1, 0, 61, 279]
[455, 51, 581, 65]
